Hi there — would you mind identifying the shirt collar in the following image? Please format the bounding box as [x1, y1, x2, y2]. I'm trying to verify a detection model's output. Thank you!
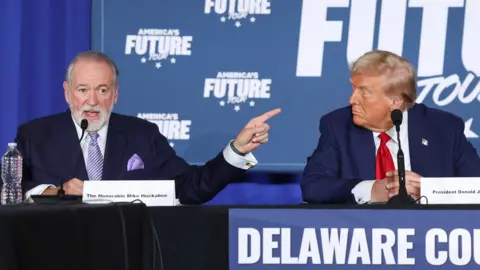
[372, 109, 409, 144]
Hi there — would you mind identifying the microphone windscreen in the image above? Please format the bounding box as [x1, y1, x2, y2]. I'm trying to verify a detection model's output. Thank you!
[391, 109, 403, 126]
[80, 119, 88, 130]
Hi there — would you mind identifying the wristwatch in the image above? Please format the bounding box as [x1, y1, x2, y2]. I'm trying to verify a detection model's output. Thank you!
[230, 140, 246, 156]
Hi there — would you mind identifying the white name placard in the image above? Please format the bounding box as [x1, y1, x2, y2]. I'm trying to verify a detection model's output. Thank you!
[83, 180, 176, 206]
[421, 177, 480, 204]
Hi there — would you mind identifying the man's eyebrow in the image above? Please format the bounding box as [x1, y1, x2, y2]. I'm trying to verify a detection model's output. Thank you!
[77, 84, 110, 89]
[350, 82, 370, 90]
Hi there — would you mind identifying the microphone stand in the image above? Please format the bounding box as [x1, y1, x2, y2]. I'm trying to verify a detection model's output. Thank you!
[387, 123, 416, 205]
[30, 120, 88, 204]
[56, 124, 86, 198]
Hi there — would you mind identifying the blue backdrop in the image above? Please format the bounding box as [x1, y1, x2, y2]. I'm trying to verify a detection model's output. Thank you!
[90, 0, 480, 170]
[89, 0, 480, 203]
[2, 0, 479, 205]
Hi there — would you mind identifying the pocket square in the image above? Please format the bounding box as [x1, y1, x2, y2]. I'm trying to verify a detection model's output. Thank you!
[127, 154, 144, 171]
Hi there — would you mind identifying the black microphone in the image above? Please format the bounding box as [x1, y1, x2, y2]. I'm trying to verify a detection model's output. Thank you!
[57, 119, 88, 197]
[31, 119, 88, 204]
[387, 109, 416, 205]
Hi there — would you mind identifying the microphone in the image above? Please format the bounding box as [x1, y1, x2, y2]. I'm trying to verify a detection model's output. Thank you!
[31, 119, 88, 204]
[57, 119, 88, 197]
[387, 109, 416, 205]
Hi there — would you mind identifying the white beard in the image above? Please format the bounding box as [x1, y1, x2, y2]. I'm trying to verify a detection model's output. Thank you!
[70, 103, 114, 132]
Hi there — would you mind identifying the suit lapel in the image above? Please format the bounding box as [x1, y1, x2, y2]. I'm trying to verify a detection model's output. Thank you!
[55, 111, 88, 181]
[408, 104, 430, 176]
[102, 114, 127, 180]
[351, 124, 376, 179]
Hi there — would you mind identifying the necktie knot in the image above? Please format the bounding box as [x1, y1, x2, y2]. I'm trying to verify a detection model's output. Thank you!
[88, 133, 99, 143]
[378, 132, 391, 144]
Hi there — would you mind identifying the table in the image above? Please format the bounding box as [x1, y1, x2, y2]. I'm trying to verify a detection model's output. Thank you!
[150, 204, 480, 270]
[0, 202, 152, 270]
[149, 205, 230, 270]
[2, 204, 478, 269]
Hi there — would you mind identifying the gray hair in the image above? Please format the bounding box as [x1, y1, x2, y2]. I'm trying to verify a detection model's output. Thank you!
[65, 51, 120, 85]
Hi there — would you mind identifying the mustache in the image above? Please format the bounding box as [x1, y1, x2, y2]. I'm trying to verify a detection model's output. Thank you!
[81, 105, 102, 113]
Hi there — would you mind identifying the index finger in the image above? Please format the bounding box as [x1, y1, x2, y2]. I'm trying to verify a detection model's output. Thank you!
[253, 108, 281, 123]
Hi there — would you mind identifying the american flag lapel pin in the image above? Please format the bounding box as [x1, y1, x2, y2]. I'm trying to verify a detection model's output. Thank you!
[422, 138, 428, 146]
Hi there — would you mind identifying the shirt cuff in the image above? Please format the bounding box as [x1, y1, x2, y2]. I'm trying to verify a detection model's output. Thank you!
[351, 180, 376, 204]
[223, 141, 258, 170]
[25, 184, 56, 200]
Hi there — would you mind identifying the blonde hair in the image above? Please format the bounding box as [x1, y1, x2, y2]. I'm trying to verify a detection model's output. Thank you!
[349, 50, 417, 109]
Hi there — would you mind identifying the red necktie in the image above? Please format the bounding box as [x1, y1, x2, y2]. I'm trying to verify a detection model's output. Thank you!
[376, 132, 395, 180]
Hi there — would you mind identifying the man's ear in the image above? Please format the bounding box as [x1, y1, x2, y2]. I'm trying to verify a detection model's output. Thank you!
[390, 96, 404, 110]
[113, 83, 119, 104]
[63, 81, 70, 104]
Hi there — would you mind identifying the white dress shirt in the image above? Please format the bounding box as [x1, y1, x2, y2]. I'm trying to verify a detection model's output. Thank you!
[25, 117, 258, 199]
[351, 110, 411, 204]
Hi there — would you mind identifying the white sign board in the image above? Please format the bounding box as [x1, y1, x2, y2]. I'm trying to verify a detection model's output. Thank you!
[83, 180, 176, 206]
[420, 177, 480, 204]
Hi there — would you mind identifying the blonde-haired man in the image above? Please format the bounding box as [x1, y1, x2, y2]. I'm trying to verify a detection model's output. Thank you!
[301, 50, 480, 204]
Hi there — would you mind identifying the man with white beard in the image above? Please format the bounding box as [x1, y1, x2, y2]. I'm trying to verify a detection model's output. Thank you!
[15, 51, 281, 204]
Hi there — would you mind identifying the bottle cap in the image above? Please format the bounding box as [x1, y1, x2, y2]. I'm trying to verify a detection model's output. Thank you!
[7, 143, 17, 148]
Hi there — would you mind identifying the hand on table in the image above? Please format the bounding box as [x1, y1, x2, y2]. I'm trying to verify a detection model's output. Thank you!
[371, 170, 421, 202]
[386, 170, 421, 200]
[41, 178, 84, 195]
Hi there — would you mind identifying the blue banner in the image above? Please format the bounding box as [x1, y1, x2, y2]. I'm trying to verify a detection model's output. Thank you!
[229, 209, 480, 269]
[91, 0, 480, 172]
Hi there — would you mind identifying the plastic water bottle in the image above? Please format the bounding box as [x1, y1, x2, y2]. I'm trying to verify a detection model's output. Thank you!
[1, 143, 23, 205]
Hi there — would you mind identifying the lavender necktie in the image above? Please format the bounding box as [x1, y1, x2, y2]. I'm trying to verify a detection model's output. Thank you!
[87, 133, 103, 181]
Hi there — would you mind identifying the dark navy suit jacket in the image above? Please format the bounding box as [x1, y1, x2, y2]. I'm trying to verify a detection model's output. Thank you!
[15, 111, 246, 204]
[301, 103, 480, 204]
